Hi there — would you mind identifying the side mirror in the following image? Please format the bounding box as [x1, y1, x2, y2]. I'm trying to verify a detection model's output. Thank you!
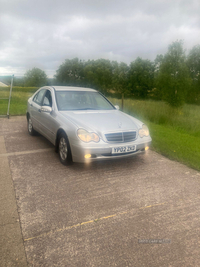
[41, 106, 52, 113]
[115, 105, 120, 110]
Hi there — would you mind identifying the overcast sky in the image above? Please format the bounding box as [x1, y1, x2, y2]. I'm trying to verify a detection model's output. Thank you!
[1, 0, 200, 77]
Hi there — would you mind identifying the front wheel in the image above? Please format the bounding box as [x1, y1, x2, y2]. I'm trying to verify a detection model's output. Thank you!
[58, 133, 73, 165]
[27, 117, 37, 136]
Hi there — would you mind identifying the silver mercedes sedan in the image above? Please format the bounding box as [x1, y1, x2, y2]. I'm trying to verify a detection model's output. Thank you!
[26, 86, 152, 165]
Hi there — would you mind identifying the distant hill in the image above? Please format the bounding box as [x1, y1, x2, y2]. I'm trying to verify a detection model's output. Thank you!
[0, 76, 55, 87]
[0, 76, 12, 86]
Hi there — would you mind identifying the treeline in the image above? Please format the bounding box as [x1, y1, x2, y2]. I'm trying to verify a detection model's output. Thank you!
[3, 40, 200, 107]
[54, 57, 154, 99]
[54, 40, 200, 107]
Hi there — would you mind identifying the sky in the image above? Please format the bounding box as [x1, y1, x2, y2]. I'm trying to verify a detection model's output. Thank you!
[1, 0, 200, 78]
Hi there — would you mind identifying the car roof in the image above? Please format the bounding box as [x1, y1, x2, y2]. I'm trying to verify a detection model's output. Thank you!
[51, 86, 97, 92]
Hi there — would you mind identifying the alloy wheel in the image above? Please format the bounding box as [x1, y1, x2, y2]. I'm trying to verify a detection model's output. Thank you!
[59, 137, 68, 160]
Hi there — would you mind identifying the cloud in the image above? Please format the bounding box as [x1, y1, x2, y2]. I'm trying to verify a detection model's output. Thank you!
[1, 0, 200, 77]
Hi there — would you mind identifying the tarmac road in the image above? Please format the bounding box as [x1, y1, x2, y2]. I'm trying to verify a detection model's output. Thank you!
[1, 116, 200, 266]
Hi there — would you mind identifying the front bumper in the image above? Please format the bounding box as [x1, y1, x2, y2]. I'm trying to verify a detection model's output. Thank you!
[70, 137, 152, 163]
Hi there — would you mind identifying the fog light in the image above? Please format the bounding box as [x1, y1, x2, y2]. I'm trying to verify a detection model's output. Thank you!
[85, 154, 91, 159]
[145, 146, 149, 151]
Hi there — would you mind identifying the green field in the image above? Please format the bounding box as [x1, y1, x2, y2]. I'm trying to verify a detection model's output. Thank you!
[109, 98, 200, 138]
[0, 87, 37, 115]
[109, 98, 200, 171]
[0, 87, 200, 171]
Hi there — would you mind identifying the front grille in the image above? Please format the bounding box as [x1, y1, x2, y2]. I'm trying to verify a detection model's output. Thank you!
[105, 131, 136, 143]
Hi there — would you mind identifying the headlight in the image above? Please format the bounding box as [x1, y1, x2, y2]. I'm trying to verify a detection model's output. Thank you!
[139, 124, 149, 138]
[77, 129, 100, 143]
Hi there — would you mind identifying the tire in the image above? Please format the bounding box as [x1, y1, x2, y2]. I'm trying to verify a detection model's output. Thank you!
[27, 116, 37, 136]
[58, 132, 73, 165]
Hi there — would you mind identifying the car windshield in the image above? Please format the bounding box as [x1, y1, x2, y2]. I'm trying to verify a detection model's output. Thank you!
[56, 91, 115, 111]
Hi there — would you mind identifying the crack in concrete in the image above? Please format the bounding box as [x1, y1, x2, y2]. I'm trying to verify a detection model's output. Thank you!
[24, 202, 167, 242]
[0, 148, 54, 157]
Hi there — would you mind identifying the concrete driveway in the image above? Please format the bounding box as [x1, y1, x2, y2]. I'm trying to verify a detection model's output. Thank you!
[1, 116, 200, 266]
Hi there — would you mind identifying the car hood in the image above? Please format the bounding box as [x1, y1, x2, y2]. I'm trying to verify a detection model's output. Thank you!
[60, 110, 142, 134]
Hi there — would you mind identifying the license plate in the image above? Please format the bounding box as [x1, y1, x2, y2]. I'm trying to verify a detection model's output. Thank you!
[112, 145, 136, 154]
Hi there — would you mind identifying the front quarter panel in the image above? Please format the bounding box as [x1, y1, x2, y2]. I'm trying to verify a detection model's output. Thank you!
[55, 112, 80, 146]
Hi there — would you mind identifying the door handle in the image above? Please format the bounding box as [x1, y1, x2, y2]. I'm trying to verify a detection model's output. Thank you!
[38, 109, 41, 112]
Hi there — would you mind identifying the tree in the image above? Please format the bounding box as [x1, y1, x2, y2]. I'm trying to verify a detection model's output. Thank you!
[154, 54, 164, 75]
[112, 61, 129, 95]
[156, 40, 191, 107]
[83, 59, 113, 93]
[187, 45, 200, 104]
[152, 54, 164, 100]
[128, 57, 154, 99]
[55, 58, 84, 86]
[24, 68, 47, 87]
[13, 76, 24, 87]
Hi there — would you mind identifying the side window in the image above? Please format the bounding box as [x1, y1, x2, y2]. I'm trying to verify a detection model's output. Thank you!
[33, 89, 46, 105]
[43, 90, 52, 107]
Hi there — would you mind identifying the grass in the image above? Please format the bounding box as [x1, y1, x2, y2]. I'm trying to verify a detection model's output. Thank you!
[109, 98, 200, 136]
[0, 87, 200, 171]
[149, 123, 200, 171]
[0, 87, 37, 115]
[109, 98, 200, 171]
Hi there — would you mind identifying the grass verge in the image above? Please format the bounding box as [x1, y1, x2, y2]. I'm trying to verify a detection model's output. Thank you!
[109, 98, 200, 171]
[149, 122, 200, 171]
[0, 87, 37, 115]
